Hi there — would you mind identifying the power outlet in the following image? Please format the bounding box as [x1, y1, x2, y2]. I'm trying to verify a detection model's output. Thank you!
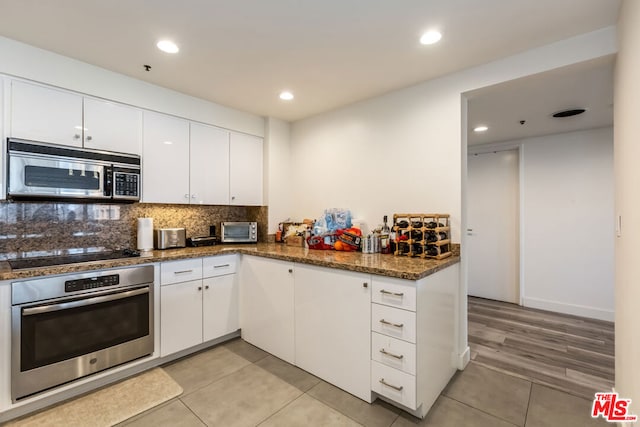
[91, 205, 110, 220]
[109, 206, 120, 220]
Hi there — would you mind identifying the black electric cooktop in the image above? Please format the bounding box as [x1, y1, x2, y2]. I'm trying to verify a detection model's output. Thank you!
[8, 249, 141, 270]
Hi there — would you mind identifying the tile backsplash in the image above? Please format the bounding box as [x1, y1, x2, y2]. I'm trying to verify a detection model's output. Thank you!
[0, 201, 268, 259]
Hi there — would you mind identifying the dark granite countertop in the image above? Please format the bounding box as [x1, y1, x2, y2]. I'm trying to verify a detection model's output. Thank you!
[0, 243, 459, 281]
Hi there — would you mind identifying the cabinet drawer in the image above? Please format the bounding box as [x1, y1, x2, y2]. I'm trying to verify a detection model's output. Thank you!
[371, 276, 416, 311]
[161, 258, 203, 285]
[371, 332, 416, 375]
[203, 254, 237, 277]
[371, 304, 416, 343]
[371, 361, 416, 410]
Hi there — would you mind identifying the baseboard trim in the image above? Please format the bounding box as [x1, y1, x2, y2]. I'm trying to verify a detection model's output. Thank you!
[522, 297, 614, 322]
[457, 346, 471, 370]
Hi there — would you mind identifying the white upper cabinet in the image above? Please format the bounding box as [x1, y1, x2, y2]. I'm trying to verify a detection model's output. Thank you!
[83, 97, 142, 154]
[190, 123, 230, 205]
[230, 132, 263, 206]
[10, 80, 83, 147]
[10, 80, 143, 154]
[142, 111, 190, 204]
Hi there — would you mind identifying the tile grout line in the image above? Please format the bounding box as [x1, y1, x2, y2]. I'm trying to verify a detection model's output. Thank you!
[300, 389, 368, 427]
[254, 392, 307, 426]
[523, 381, 533, 427]
[442, 393, 521, 427]
[177, 397, 208, 427]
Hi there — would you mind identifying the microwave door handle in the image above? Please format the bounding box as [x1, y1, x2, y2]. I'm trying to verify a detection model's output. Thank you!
[104, 166, 113, 197]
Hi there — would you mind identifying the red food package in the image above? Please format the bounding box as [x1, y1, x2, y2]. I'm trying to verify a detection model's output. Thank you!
[307, 233, 335, 250]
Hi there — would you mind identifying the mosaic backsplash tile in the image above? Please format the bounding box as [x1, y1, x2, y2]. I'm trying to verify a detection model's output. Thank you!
[0, 201, 268, 260]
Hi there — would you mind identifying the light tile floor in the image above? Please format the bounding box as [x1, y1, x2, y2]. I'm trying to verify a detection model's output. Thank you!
[120, 339, 608, 427]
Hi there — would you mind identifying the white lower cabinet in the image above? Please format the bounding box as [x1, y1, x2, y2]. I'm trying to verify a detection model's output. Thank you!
[294, 264, 372, 402]
[160, 279, 203, 356]
[370, 265, 458, 418]
[203, 273, 238, 341]
[160, 255, 238, 357]
[239, 255, 295, 363]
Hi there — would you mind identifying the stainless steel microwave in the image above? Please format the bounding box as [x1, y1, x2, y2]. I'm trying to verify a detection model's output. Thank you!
[7, 138, 141, 202]
[221, 222, 258, 243]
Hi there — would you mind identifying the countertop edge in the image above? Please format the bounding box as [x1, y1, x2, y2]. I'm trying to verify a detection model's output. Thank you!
[0, 244, 460, 282]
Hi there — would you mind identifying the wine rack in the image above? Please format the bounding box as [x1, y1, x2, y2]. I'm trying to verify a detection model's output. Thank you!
[392, 213, 452, 260]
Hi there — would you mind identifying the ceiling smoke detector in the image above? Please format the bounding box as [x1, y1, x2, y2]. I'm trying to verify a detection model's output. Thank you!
[552, 108, 586, 118]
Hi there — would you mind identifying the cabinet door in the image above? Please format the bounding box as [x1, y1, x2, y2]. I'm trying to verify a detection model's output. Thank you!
[10, 80, 83, 147]
[160, 279, 203, 357]
[294, 264, 372, 402]
[229, 132, 263, 206]
[239, 256, 294, 363]
[202, 274, 238, 341]
[1, 78, 5, 200]
[83, 97, 143, 154]
[190, 123, 230, 205]
[142, 111, 190, 203]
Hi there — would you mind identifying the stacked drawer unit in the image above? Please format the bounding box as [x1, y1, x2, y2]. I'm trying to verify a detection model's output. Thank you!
[370, 276, 418, 410]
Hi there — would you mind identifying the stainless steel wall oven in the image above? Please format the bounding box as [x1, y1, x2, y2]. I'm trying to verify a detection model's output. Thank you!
[11, 265, 154, 401]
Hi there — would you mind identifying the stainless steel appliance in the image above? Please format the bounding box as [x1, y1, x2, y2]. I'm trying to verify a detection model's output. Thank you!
[11, 264, 154, 401]
[221, 221, 258, 243]
[7, 138, 141, 202]
[154, 228, 186, 249]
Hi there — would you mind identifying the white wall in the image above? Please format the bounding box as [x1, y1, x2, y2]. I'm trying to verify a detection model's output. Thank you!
[473, 128, 614, 321]
[290, 27, 617, 242]
[614, 0, 640, 412]
[0, 36, 264, 137]
[288, 27, 617, 364]
[265, 117, 292, 233]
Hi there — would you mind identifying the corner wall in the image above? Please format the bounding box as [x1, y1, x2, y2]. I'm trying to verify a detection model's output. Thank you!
[614, 0, 640, 412]
[288, 27, 617, 364]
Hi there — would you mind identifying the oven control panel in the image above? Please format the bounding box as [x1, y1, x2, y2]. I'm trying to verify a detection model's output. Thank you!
[65, 274, 120, 292]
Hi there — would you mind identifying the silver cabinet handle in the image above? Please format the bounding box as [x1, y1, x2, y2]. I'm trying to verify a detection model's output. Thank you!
[191, 194, 197, 199]
[174, 270, 194, 274]
[379, 378, 403, 391]
[288, 269, 293, 273]
[214, 264, 230, 269]
[380, 348, 404, 360]
[198, 286, 202, 291]
[184, 194, 190, 198]
[363, 282, 368, 288]
[380, 289, 404, 297]
[380, 319, 404, 328]
[205, 285, 210, 290]
[86, 135, 93, 141]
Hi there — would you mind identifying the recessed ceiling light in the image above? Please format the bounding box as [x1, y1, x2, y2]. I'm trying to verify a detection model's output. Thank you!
[163, 141, 173, 145]
[279, 91, 294, 101]
[157, 40, 179, 54]
[474, 126, 489, 132]
[420, 30, 442, 45]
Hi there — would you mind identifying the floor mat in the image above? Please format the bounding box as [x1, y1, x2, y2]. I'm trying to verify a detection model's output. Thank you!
[7, 368, 183, 427]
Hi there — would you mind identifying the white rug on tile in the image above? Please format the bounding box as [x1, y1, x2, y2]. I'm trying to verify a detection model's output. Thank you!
[7, 368, 183, 427]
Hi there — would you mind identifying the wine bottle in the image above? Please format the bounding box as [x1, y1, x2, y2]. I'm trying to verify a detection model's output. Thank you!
[381, 215, 391, 254]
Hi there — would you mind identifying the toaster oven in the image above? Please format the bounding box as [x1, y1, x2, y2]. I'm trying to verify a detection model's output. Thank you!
[221, 222, 258, 243]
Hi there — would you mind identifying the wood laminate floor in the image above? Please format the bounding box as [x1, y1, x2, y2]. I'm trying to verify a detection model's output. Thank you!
[468, 296, 615, 400]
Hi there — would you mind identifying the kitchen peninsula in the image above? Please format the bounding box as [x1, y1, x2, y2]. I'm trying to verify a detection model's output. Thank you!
[0, 245, 459, 421]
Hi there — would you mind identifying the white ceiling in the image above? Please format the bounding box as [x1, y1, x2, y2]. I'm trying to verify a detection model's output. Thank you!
[0, 0, 620, 122]
[467, 56, 615, 146]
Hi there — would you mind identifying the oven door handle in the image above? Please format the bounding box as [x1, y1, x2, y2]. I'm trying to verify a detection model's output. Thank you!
[22, 287, 149, 316]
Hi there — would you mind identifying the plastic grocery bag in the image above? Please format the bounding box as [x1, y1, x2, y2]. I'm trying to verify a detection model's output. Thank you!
[313, 208, 352, 234]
